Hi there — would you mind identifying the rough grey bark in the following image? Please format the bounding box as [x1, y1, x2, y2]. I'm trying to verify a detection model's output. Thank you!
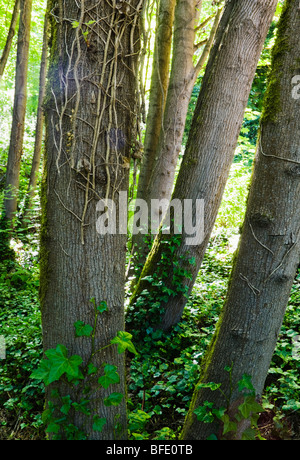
[131, 1, 221, 267]
[130, 0, 278, 331]
[41, 0, 141, 440]
[24, 11, 49, 213]
[181, 0, 300, 440]
[0, 0, 20, 81]
[3, 0, 32, 222]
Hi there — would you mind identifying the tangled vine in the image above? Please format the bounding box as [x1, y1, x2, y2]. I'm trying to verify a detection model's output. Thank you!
[46, 0, 144, 244]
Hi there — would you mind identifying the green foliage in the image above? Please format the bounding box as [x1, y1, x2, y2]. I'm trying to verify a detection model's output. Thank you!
[30, 299, 137, 439]
[194, 369, 264, 440]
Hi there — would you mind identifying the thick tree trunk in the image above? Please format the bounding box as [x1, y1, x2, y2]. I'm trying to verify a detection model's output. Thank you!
[0, 0, 20, 81]
[129, 0, 278, 332]
[24, 11, 49, 213]
[41, 0, 141, 440]
[131, 0, 176, 258]
[3, 0, 32, 222]
[181, 0, 300, 440]
[131, 1, 221, 267]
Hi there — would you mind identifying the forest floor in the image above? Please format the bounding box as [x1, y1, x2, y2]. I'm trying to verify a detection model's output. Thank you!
[1, 229, 299, 441]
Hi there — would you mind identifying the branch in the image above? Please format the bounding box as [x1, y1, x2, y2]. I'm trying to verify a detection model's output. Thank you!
[194, 6, 223, 76]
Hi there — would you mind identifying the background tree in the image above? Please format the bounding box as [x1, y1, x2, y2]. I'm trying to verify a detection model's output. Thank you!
[129, 0, 278, 332]
[134, 0, 176, 202]
[41, 0, 141, 440]
[3, 0, 32, 223]
[181, 0, 300, 440]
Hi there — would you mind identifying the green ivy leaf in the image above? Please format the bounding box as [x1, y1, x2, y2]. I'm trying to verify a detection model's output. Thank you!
[30, 359, 52, 385]
[46, 422, 61, 434]
[111, 331, 138, 355]
[72, 399, 91, 415]
[197, 382, 222, 391]
[103, 392, 124, 407]
[241, 427, 256, 440]
[44, 345, 83, 384]
[194, 402, 215, 423]
[87, 362, 98, 375]
[238, 374, 255, 394]
[221, 414, 237, 435]
[98, 364, 120, 389]
[238, 396, 263, 419]
[74, 321, 93, 337]
[93, 416, 106, 432]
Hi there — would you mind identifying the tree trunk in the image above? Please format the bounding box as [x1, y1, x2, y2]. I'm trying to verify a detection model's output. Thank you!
[181, 0, 300, 440]
[3, 0, 32, 222]
[41, 0, 141, 440]
[129, 0, 278, 332]
[23, 11, 49, 214]
[131, 0, 176, 258]
[131, 1, 221, 268]
[0, 0, 20, 81]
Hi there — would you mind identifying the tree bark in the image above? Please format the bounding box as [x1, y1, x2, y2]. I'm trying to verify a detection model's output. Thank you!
[181, 0, 300, 440]
[129, 0, 278, 332]
[3, 0, 32, 222]
[23, 11, 49, 213]
[0, 0, 20, 81]
[41, 0, 141, 440]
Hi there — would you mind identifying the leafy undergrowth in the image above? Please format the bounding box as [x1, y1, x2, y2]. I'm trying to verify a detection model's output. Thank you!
[0, 232, 299, 440]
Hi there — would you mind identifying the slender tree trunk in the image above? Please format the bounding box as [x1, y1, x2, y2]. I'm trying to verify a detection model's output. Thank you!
[146, 1, 222, 225]
[131, 0, 176, 257]
[131, 0, 221, 270]
[0, 0, 20, 81]
[3, 0, 32, 222]
[129, 0, 278, 331]
[181, 0, 300, 440]
[41, 0, 141, 440]
[23, 11, 49, 214]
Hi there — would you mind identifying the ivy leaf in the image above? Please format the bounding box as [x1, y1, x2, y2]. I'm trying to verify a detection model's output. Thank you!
[74, 321, 93, 337]
[87, 362, 98, 375]
[98, 364, 120, 389]
[46, 422, 61, 434]
[72, 20, 80, 28]
[111, 331, 138, 355]
[103, 392, 124, 407]
[238, 396, 263, 419]
[93, 416, 106, 433]
[45, 345, 83, 384]
[197, 382, 222, 391]
[221, 414, 237, 435]
[241, 427, 256, 440]
[30, 359, 52, 385]
[194, 402, 215, 423]
[238, 374, 255, 394]
[72, 399, 91, 415]
[97, 301, 108, 314]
